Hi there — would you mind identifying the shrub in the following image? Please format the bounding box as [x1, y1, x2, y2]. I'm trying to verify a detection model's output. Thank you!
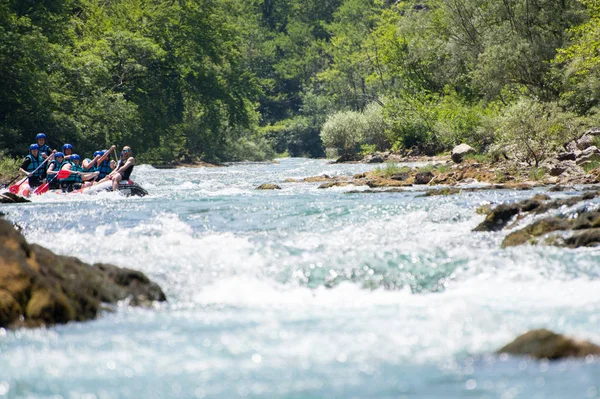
[529, 167, 546, 181]
[362, 102, 389, 151]
[0, 151, 21, 179]
[321, 110, 366, 155]
[490, 99, 575, 166]
[375, 163, 412, 177]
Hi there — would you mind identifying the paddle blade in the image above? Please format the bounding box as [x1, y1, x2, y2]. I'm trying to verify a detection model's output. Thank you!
[8, 185, 19, 194]
[57, 170, 70, 179]
[34, 183, 50, 195]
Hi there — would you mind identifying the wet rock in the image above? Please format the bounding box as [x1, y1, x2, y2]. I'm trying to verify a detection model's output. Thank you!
[256, 183, 281, 190]
[531, 194, 551, 202]
[0, 218, 166, 328]
[414, 171, 434, 185]
[419, 188, 462, 197]
[563, 228, 600, 248]
[333, 153, 362, 163]
[302, 175, 336, 183]
[0, 192, 30, 204]
[497, 329, 600, 360]
[502, 217, 571, 247]
[473, 203, 523, 232]
[318, 181, 351, 189]
[451, 144, 475, 163]
[548, 184, 574, 192]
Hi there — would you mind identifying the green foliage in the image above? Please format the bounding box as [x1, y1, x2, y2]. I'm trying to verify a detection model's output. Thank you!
[321, 110, 365, 155]
[435, 163, 451, 174]
[375, 163, 412, 177]
[360, 144, 377, 156]
[0, 152, 20, 179]
[582, 161, 600, 173]
[488, 99, 577, 166]
[529, 167, 547, 181]
[463, 153, 492, 163]
[416, 164, 435, 173]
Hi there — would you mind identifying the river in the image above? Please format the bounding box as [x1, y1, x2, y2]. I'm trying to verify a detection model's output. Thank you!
[1, 158, 599, 398]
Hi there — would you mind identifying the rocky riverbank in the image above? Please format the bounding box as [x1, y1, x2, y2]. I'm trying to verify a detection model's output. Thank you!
[0, 217, 166, 328]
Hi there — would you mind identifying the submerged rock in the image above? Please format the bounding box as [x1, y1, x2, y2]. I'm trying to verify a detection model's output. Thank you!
[498, 329, 600, 360]
[0, 218, 166, 328]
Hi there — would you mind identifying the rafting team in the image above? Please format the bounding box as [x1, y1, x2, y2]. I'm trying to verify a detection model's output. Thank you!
[20, 133, 136, 193]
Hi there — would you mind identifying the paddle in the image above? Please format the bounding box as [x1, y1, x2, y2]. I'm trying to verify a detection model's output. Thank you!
[33, 169, 71, 195]
[8, 155, 53, 194]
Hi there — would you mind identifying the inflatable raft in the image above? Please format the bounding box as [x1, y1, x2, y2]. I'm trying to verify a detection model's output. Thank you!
[15, 179, 148, 198]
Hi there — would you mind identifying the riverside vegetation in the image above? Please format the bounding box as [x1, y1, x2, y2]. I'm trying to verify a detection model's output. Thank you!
[1, 0, 600, 168]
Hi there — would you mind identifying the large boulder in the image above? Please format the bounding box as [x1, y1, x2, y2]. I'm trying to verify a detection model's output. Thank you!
[451, 144, 475, 163]
[0, 218, 166, 328]
[576, 134, 594, 150]
[498, 329, 600, 360]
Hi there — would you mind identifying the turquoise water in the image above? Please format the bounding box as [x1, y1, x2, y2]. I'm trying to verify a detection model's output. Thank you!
[1, 158, 600, 398]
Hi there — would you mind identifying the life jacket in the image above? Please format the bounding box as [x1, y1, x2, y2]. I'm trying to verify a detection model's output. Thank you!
[26, 154, 44, 178]
[38, 144, 51, 156]
[82, 158, 96, 173]
[46, 160, 65, 182]
[60, 161, 83, 184]
[97, 160, 112, 179]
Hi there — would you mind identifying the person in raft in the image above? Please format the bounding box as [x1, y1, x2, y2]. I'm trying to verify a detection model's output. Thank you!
[83, 145, 116, 180]
[62, 143, 74, 159]
[108, 146, 135, 191]
[36, 133, 53, 159]
[19, 144, 50, 188]
[45, 151, 66, 190]
[59, 154, 99, 192]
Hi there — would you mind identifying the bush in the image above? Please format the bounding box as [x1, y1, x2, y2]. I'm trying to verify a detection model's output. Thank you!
[489, 99, 577, 166]
[321, 110, 367, 155]
[375, 163, 412, 177]
[0, 151, 20, 178]
[362, 102, 389, 151]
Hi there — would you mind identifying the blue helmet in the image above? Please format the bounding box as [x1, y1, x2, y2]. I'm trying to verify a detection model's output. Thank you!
[70, 154, 81, 162]
[63, 143, 73, 151]
[29, 144, 39, 151]
[54, 152, 64, 159]
[93, 150, 103, 158]
[36, 133, 46, 141]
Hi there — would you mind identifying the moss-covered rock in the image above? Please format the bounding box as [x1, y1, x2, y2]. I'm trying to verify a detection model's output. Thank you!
[502, 218, 571, 247]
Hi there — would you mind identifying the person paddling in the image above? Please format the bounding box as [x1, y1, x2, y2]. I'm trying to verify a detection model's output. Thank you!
[59, 154, 99, 192]
[97, 146, 117, 180]
[108, 146, 135, 191]
[36, 133, 53, 159]
[45, 152, 65, 190]
[19, 144, 48, 189]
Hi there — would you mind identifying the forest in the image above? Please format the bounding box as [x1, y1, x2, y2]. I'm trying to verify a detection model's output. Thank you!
[1, 0, 599, 164]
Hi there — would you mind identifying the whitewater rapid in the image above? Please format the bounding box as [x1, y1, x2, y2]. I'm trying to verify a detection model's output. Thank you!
[1, 158, 599, 398]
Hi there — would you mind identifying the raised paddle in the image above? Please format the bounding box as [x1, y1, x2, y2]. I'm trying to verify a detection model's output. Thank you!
[33, 169, 71, 195]
[9, 155, 52, 194]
